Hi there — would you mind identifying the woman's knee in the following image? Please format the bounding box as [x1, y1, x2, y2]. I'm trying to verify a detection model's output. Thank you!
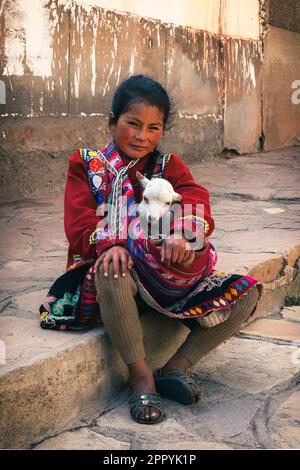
[232, 285, 260, 322]
[240, 285, 260, 309]
[96, 262, 137, 295]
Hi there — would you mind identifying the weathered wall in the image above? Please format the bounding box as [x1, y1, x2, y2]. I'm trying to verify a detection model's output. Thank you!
[66, 0, 261, 39]
[224, 38, 262, 154]
[262, 25, 300, 151]
[1, 0, 297, 200]
[261, 0, 300, 151]
[269, 0, 300, 33]
[0, 0, 264, 200]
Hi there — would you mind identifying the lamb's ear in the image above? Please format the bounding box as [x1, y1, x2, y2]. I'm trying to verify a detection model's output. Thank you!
[172, 192, 183, 203]
[136, 171, 150, 189]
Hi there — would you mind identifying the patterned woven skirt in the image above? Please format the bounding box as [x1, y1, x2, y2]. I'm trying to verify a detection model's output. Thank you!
[39, 260, 262, 331]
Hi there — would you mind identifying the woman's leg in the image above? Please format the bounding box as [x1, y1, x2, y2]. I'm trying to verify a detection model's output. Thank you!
[94, 262, 160, 422]
[161, 286, 260, 373]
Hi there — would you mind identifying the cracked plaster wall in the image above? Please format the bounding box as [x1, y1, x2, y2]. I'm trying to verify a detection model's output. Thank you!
[0, 0, 299, 199]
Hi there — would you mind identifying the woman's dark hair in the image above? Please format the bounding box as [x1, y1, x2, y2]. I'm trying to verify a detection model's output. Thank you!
[109, 75, 172, 129]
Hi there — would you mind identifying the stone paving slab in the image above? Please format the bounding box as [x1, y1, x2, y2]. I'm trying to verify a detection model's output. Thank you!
[240, 318, 300, 342]
[269, 390, 300, 449]
[62, 333, 299, 451]
[281, 306, 300, 322]
[191, 337, 299, 395]
[273, 390, 300, 421]
[67, 335, 299, 451]
[271, 427, 300, 449]
[34, 428, 130, 451]
[190, 147, 300, 202]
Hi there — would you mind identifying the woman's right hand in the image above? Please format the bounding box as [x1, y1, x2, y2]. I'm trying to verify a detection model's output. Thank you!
[92, 246, 134, 279]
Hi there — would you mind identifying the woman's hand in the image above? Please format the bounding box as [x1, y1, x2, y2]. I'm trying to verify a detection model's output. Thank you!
[92, 246, 134, 278]
[160, 235, 195, 266]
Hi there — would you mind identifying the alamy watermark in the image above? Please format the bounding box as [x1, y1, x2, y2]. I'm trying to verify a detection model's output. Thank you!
[0, 80, 6, 105]
[290, 348, 300, 366]
[0, 340, 6, 365]
[291, 80, 300, 104]
[95, 199, 206, 250]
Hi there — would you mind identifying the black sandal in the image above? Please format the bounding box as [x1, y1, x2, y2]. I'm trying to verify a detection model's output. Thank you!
[153, 370, 201, 405]
[128, 392, 165, 424]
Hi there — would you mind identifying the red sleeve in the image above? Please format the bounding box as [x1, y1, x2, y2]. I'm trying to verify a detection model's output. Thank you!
[164, 154, 215, 247]
[64, 149, 122, 265]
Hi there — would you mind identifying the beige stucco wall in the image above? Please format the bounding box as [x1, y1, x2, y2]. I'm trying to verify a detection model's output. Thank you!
[224, 38, 263, 154]
[2, 0, 53, 77]
[1, 0, 260, 80]
[2, 0, 299, 201]
[263, 26, 300, 150]
[69, 0, 260, 39]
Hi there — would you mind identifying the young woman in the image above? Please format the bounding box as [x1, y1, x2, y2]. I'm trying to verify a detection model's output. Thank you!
[40, 75, 262, 425]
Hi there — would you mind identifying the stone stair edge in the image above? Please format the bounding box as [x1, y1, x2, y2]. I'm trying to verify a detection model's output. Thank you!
[0, 319, 105, 378]
[248, 244, 300, 284]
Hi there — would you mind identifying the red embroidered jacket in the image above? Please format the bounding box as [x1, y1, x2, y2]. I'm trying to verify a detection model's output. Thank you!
[64, 148, 215, 270]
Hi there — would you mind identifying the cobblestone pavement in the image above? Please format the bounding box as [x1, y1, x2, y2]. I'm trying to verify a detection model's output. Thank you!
[1, 147, 300, 449]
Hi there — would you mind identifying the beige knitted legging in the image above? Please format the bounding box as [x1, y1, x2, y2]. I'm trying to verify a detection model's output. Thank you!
[95, 263, 260, 365]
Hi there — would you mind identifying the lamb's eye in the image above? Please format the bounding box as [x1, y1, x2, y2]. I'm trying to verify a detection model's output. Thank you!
[165, 201, 172, 206]
[143, 196, 149, 204]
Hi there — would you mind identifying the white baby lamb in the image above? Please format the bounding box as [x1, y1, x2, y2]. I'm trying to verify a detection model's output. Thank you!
[136, 171, 182, 222]
[136, 171, 182, 239]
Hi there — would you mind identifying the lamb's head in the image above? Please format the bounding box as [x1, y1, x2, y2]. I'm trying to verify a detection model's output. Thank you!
[136, 171, 182, 223]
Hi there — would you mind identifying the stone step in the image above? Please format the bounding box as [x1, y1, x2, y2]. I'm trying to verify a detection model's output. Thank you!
[240, 318, 300, 343]
[0, 313, 188, 449]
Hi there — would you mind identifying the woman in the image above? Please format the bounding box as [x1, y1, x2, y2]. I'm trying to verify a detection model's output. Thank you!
[39, 75, 262, 425]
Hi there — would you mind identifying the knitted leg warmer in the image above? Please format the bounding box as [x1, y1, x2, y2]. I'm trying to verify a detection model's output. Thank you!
[177, 286, 260, 365]
[94, 264, 146, 364]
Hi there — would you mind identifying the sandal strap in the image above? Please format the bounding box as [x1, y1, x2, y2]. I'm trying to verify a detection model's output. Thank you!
[153, 369, 201, 405]
[154, 369, 200, 401]
[128, 392, 164, 421]
[154, 369, 196, 386]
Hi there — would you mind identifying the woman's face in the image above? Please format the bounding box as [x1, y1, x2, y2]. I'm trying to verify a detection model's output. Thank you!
[110, 102, 164, 159]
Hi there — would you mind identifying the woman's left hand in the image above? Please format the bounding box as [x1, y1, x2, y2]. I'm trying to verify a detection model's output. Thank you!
[160, 235, 195, 266]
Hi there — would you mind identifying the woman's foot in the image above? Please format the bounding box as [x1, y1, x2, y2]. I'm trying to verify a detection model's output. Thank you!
[154, 353, 200, 405]
[159, 352, 193, 376]
[128, 360, 163, 423]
